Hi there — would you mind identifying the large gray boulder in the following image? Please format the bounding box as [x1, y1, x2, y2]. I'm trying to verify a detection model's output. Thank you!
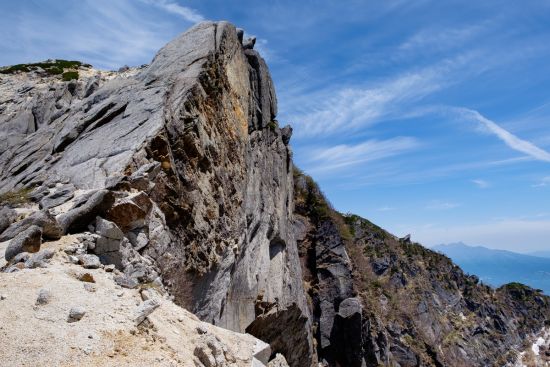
[58, 190, 114, 234]
[314, 221, 354, 353]
[268, 354, 290, 367]
[78, 254, 101, 269]
[0, 210, 62, 242]
[95, 217, 124, 240]
[134, 299, 160, 325]
[105, 197, 147, 232]
[0, 207, 18, 233]
[24, 248, 55, 268]
[246, 304, 311, 367]
[93, 217, 124, 266]
[5, 225, 42, 261]
[331, 298, 364, 367]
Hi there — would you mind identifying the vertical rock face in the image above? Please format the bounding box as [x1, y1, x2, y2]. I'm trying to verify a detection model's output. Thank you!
[293, 173, 361, 366]
[0, 21, 314, 367]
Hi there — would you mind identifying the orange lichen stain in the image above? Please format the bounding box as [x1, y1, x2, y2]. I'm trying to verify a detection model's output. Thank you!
[231, 93, 248, 138]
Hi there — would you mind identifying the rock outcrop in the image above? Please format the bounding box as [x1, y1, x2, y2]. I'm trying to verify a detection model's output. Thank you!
[0, 21, 313, 366]
[4, 224, 42, 261]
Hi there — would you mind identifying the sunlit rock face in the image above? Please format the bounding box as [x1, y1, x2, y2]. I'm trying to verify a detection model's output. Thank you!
[0, 21, 315, 367]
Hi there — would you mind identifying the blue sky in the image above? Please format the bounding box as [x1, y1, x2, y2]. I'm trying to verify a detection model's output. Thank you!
[2, 0, 550, 252]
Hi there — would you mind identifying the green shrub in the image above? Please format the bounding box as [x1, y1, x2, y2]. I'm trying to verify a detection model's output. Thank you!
[266, 121, 277, 131]
[0, 60, 84, 75]
[0, 64, 31, 73]
[62, 71, 79, 81]
[49, 67, 64, 75]
[371, 280, 382, 289]
[0, 187, 34, 206]
[502, 282, 531, 292]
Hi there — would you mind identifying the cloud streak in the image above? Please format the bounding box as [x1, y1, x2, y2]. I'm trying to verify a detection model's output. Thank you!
[139, 0, 204, 23]
[302, 137, 419, 174]
[289, 67, 444, 138]
[458, 108, 550, 162]
[533, 176, 550, 187]
[426, 200, 461, 210]
[398, 23, 487, 53]
[471, 179, 490, 188]
[286, 50, 487, 139]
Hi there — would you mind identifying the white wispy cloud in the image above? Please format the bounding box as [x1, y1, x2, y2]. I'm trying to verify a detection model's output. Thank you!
[457, 108, 550, 162]
[533, 176, 550, 187]
[330, 154, 533, 190]
[302, 137, 419, 174]
[426, 200, 461, 210]
[286, 50, 488, 139]
[471, 179, 490, 189]
[289, 67, 444, 138]
[399, 23, 486, 53]
[0, 0, 200, 70]
[139, 0, 204, 23]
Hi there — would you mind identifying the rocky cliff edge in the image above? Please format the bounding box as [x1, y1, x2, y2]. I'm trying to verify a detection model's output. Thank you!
[0, 21, 310, 367]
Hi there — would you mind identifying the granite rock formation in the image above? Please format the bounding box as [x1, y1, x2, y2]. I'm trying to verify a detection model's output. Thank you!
[1, 20, 549, 367]
[0, 21, 312, 366]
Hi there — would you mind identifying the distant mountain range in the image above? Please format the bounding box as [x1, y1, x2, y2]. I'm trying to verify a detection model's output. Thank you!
[528, 250, 550, 259]
[433, 242, 550, 294]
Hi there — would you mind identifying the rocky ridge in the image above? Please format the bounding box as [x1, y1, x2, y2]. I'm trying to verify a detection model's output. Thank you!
[1, 20, 549, 367]
[293, 169, 550, 366]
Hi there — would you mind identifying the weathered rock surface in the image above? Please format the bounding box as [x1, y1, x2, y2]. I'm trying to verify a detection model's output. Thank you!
[134, 299, 160, 325]
[39, 183, 75, 209]
[0, 207, 17, 233]
[0, 236, 270, 366]
[4, 224, 42, 261]
[58, 190, 115, 233]
[0, 210, 62, 241]
[1, 26, 311, 364]
[68, 306, 87, 322]
[24, 248, 55, 268]
[35, 288, 51, 305]
[246, 304, 311, 367]
[1, 21, 313, 365]
[78, 253, 101, 269]
[267, 354, 289, 367]
[95, 216, 123, 239]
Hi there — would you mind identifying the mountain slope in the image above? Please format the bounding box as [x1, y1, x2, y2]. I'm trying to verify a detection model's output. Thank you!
[293, 169, 550, 366]
[529, 250, 550, 259]
[434, 243, 550, 294]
